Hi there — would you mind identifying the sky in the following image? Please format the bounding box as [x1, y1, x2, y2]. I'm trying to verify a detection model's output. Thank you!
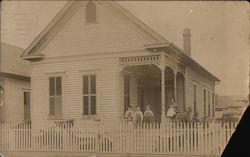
[1, 1, 249, 97]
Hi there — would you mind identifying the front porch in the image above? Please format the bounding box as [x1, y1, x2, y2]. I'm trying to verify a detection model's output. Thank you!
[120, 55, 185, 122]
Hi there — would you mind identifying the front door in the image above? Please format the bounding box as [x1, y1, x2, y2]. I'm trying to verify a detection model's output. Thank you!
[139, 78, 161, 123]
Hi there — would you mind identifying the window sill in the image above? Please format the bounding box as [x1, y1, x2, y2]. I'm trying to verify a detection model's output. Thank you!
[47, 115, 63, 120]
[81, 115, 100, 121]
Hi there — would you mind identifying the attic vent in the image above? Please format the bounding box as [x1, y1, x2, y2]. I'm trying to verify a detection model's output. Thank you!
[86, 1, 96, 24]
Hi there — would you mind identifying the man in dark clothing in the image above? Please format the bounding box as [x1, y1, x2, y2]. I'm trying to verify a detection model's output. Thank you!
[221, 105, 250, 157]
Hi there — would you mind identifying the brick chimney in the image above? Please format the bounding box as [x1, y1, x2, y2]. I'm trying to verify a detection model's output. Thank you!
[183, 28, 191, 57]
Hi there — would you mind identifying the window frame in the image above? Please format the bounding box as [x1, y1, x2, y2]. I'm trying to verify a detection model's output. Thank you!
[81, 72, 98, 118]
[203, 89, 207, 118]
[212, 92, 215, 117]
[23, 90, 31, 122]
[47, 75, 64, 119]
[192, 82, 197, 116]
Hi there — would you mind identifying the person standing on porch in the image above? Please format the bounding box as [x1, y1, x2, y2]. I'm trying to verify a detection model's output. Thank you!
[134, 105, 143, 128]
[125, 105, 134, 120]
[166, 98, 177, 122]
[125, 105, 134, 128]
[166, 104, 176, 122]
[170, 97, 178, 109]
[144, 105, 154, 124]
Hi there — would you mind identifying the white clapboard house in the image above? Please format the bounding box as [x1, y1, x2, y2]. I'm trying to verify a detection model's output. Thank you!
[21, 1, 219, 128]
[0, 43, 31, 123]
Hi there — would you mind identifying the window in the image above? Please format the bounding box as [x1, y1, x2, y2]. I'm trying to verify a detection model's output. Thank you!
[124, 75, 130, 112]
[24, 91, 30, 121]
[208, 91, 210, 117]
[83, 75, 96, 115]
[86, 1, 96, 23]
[193, 83, 197, 115]
[49, 77, 62, 116]
[203, 89, 206, 118]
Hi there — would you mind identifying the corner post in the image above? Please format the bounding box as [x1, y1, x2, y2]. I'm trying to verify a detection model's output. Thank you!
[160, 54, 166, 122]
[173, 69, 177, 104]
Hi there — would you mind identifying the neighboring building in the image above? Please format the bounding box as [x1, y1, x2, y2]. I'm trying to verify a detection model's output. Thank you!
[0, 43, 31, 123]
[215, 95, 248, 121]
[21, 1, 219, 128]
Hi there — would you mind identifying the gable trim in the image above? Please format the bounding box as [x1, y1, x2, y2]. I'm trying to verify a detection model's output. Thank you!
[21, 1, 79, 58]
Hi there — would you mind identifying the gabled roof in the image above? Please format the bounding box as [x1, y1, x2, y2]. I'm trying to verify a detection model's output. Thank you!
[21, 1, 168, 58]
[21, 1, 219, 82]
[1, 42, 31, 78]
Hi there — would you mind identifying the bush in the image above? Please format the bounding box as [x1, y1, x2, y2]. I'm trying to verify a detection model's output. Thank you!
[222, 116, 240, 122]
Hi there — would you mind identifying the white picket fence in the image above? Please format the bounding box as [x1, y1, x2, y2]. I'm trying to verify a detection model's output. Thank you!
[0, 121, 236, 155]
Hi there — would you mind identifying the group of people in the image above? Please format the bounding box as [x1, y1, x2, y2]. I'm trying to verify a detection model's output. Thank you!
[124, 98, 178, 125]
[125, 105, 154, 126]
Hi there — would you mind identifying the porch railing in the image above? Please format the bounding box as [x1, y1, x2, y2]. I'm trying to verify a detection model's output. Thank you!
[0, 121, 236, 155]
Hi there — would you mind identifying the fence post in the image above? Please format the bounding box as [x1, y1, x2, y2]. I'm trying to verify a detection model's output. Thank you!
[0, 123, 2, 152]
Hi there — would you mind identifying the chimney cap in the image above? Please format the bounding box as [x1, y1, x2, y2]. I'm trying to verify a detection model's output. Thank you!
[183, 28, 191, 36]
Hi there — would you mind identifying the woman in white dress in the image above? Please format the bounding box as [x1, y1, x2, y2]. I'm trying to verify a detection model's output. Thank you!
[166, 98, 177, 122]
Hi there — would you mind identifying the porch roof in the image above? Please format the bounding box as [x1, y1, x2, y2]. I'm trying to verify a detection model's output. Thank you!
[144, 42, 220, 82]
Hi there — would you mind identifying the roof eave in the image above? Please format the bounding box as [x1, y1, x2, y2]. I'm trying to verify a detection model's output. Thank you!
[144, 42, 170, 50]
[21, 54, 44, 62]
[21, 1, 76, 57]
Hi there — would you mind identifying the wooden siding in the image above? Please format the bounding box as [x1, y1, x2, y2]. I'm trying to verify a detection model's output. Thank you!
[41, 2, 153, 58]
[31, 54, 121, 128]
[185, 67, 215, 119]
[4, 77, 30, 123]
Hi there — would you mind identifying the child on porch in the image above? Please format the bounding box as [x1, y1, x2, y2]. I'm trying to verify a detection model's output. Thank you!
[134, 105, 143, 128]
[144, 105, 154, 124]
[125, 105, 134, 128]
[166, 98, 177, 122]
[125, 105, 134, 120]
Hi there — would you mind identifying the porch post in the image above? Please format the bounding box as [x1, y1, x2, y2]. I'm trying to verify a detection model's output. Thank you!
[161, 68, 166, 122]
[174, 70, 177, 103]
[160, 54, 166, 122]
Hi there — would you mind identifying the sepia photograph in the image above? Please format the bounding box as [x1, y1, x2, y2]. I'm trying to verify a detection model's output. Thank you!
[0, 1, 249, 157]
